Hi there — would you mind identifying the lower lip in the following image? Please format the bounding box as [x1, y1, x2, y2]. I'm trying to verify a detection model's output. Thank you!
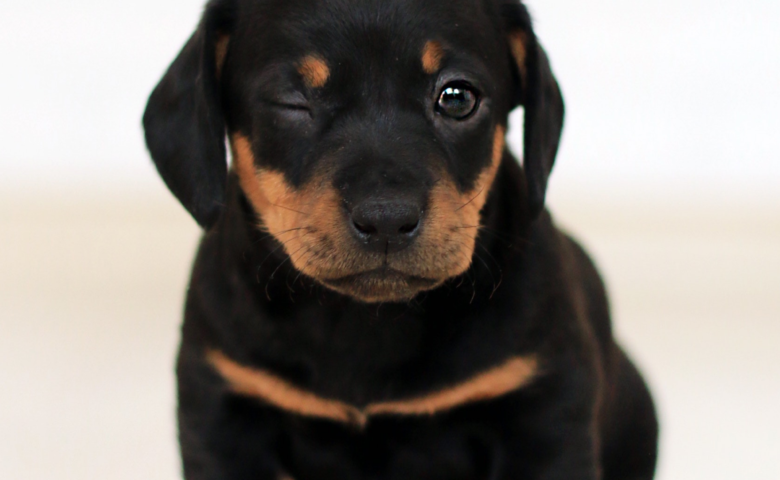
[324, 268, 438, 288]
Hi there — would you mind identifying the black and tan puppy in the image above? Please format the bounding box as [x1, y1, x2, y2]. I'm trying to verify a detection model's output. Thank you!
[143, 0, 658, 478]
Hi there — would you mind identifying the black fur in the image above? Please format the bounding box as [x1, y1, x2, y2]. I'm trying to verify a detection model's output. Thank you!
[143, 0, 658, 478]
[143, 2, 235, 228]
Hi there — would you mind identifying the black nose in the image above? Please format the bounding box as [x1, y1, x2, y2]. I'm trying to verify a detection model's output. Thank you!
[350, 199, 423, 254]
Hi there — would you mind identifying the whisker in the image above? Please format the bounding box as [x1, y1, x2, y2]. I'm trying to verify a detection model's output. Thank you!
[450, 229, 505, 298]
[454, 186, 485, 212]
[272, 203, 310, 216]
[453, 225, 481, 230]
[253, 227, 308, 245]
[472, 250, 497, 291]
[474, 238, 503, 274]
[482, 228, 532, 247]
[292, 247, 320, 288]
[265, 243, 308, 301]
[454, 224, 532, 247]
[449, 247, 478, 304]
[256, 241, 292, 282]
[475, 240, 504, 299]
[255, 228, 314, 276]
[286, 245, 317, 297]
[271, 244, 307, 281]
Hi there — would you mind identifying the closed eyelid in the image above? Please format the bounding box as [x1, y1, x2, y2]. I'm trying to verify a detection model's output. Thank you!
[274, 91, 309, 107]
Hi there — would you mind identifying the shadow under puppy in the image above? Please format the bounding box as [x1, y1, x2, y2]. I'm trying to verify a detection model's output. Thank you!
[143, 0, 659, 478]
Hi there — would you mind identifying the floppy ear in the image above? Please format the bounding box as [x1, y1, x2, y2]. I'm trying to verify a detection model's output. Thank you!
[502, 3, 565, 218]
[142, 1, 233, 229]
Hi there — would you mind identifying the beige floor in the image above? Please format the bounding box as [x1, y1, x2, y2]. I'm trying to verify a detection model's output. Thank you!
[1, 193, 778, 480]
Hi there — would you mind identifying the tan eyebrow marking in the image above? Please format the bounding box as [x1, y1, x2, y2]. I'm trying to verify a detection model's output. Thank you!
[298, 55, 330, 88]
[207, 349, 538, 428]
[422, 40, 445, 74]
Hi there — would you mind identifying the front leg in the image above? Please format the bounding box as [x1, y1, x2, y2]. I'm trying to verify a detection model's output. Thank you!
[498, 368, 602, 480]
[510, 432, 600, 480]
[378, 386, 600, 480]
[178, 346, 288, 480]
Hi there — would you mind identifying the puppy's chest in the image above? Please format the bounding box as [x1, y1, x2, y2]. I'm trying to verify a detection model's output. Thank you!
[210, 305, 539, 426]
[260, 306, 510, 389]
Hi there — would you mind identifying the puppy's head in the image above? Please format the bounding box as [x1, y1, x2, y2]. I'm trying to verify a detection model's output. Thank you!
[143, 0, 564, 303]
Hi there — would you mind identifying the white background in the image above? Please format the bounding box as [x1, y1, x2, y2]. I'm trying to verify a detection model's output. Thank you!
[1, 1, 778, 480]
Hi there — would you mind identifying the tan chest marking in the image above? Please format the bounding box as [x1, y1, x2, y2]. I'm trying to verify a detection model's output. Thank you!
[207, 350, 538, 428]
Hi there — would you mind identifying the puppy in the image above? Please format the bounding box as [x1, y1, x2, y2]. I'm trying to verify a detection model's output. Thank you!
[143, 0, 658, 478]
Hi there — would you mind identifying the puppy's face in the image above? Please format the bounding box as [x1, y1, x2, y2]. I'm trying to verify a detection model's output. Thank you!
[223, 0, 516, 302]
[143, 0, 563, 304]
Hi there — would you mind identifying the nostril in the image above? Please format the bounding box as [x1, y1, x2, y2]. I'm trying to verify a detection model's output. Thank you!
[398, 220, 420, 235]
[352, 219, 378, 236]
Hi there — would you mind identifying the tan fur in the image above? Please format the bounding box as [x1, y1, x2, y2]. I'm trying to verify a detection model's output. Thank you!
[215, 34, 230, 79]
[508, 31, 528, 78]
[298, 55, 330, 88]
[233, 134, 346, 280]
[416, 126, 506, 278]
[457, 125, 506, 232]
[208, 349, 538, 428]
[421, 40, 445, 74]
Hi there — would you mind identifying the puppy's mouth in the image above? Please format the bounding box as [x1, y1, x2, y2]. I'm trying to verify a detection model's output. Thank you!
[320, 267, 442, 303]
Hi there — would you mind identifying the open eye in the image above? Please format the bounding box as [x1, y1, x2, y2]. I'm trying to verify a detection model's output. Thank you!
[436, 83, 479, 119]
